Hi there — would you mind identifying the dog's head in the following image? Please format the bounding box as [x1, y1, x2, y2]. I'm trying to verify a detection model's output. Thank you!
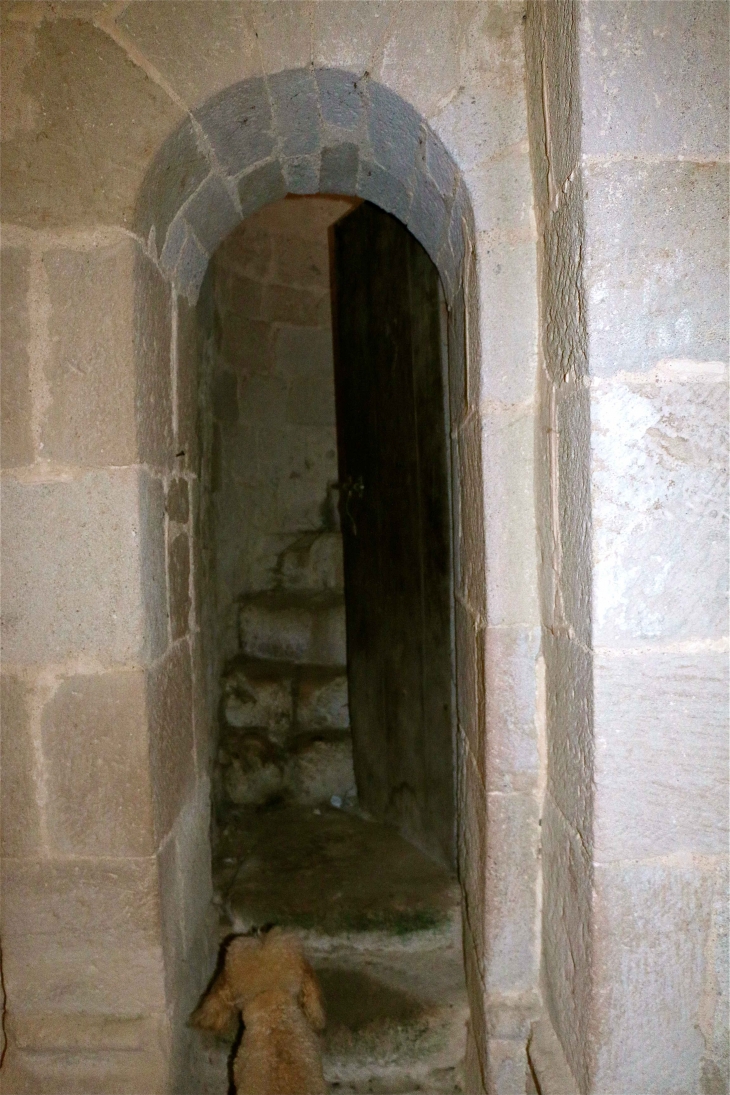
[191, 928, 326, 1035]
[227, 928, 326, 1031]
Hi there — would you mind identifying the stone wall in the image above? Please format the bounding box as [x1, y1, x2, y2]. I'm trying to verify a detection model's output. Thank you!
[209, 196, 353, 654]
[206, 196, 358, 815]
[1, 6, 541, 1091]
[526, 2, 729, 1091]
[14, 3, 730, 1093]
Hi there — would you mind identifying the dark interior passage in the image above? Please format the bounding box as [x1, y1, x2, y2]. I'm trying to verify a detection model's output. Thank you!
[202, 196, 465, 1093]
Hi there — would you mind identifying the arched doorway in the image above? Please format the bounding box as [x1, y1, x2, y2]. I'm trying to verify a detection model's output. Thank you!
[199, 192, 464, 1091]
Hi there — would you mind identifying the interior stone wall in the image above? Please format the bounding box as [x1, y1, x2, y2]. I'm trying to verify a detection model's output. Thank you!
[525, 3, 729, 1092]
[209, 195, 353, 656]
[1, 4, 537, 1093]
[207, 195, 359, 818]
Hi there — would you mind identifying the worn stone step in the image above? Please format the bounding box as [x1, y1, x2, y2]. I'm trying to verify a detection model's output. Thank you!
[194, 805, 467, 1094]
[218, 726, 356, 808]
[192, 950, 466, 1094]
[278, 530, 345, 593]
[222, 656, 350, 736]
[238, 591, 346, 666]
[316, 948, 467, 1091]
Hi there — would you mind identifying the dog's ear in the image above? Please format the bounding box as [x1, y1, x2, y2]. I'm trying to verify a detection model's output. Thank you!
[300, 959, 326, 1032]
[190, 969, 237, 1034]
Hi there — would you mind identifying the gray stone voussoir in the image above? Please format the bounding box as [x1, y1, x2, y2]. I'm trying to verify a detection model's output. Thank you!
[194, 78, 274, 178]
[357, 160, 412, 226]
[319, 142, 360, 196]
[181, 174, 241, 256]
[236, 159, 288, 220]
[268, 68, 322, 159]
[366, 80, 422, 189]
[420, 125, 458, 203]
[407, 169, 450, 266]
[174, 226, 210, 304]
[315, 68, 366, 132]
[134, 118, 212, 252]
[283, 153, 321, 195]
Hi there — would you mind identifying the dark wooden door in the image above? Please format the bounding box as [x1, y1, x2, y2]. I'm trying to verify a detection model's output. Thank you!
[330, 201, 454, 867]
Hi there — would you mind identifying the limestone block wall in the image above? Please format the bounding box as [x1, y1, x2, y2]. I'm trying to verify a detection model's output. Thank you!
[207, 195, 357, 816]
[209, 196, 353, 654]
[526, 2, 729, 1091]
[1, 5, 541, 1093]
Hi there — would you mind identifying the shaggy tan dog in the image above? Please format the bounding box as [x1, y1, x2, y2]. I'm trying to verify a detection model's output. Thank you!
[191, 928, 327, 1095]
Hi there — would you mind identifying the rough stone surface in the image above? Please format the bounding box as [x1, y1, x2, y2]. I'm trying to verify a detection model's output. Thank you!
[480, 407, 539, 629]
[591, 861, 715, 1093]
[285, 737, 355, 806]
[580, 0, 730, 160]
[485, 793, 540, 994]
[168, 530, 191, 641]
[146, 639, 195, 843]
[1, 857, 166, 1015]
[320, 141, 360, 195]
[0, 671, 43, 857]
[316, 68, 365, 132]
[237, 158, 288, 219]
[456, 414, 486, 616]
[477, 238, 539, 406]
[484, 626, 540, 795]
[0, 16, 185, 229]
[41, 669, 156, 858]
[312, 3, 393, 71]
[540, 794, 593, 1095]
[366, 80, 421, 184]
[269, 68, 321, 159]
[166, 476, 189, 524]
[134, 249, 174, 469]
[42, 239, 140, 466]
[358, 160, 411, 225]
[138, 472, 170, 666]
[378, 3, 460, 120]
[223, 660, 293, 740]
[135, 116, 211, 253]
[454, 601, 485, 774]
[0, 244, 33, 468]
[594, 650, 729, 861]
[182, 173, 240, 256]
[584, 162, 729, 374]
[118, 1, 262, 109]
[209, 197, 350, 653]
[1, 469, 155, 666]
[542, 629, 593, 841]
[278, 532, 344, 593]
[592, 373, 729, 646]
[239, 593, 346, 667]
[297, 669, 349, 731]
[486, 1038, 529, 1095]
[470, 151, 533, 237]
[195, 77, 274, 178]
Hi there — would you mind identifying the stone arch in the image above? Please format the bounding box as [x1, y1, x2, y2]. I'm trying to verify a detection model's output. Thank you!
[132, 58, 546, 1089]
[136, 69, 472, 307]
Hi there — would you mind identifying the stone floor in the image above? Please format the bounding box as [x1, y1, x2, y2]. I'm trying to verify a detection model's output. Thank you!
[194, 801, 468, 1094]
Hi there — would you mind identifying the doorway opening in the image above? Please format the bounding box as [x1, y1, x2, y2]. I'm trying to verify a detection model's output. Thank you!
[200, 194, 467, 1090]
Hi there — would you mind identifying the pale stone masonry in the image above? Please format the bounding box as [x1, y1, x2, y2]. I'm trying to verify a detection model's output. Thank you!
[525, 2, 729, 1092]
[0, 3, 727, 1093]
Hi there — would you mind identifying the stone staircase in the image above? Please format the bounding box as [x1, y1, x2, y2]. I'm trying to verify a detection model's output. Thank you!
[195, 803, 467, 1095]
[215, 532, 355, 814]
[201, 531, 467, 1094]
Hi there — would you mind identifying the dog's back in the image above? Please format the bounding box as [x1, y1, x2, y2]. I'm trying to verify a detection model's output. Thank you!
[235, 988, 327, 1095]
[191, 929, 327, 1095]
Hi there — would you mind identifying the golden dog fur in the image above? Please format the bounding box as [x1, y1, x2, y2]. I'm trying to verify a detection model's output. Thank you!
[191, 928, 327, 1095]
